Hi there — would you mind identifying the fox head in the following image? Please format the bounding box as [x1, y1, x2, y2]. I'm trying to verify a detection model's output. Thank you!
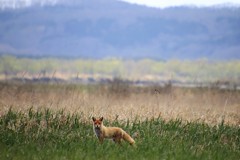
[92, 117, 103, 129]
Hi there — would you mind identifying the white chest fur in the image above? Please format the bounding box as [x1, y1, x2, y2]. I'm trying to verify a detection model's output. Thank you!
[94, 127, 102, 138]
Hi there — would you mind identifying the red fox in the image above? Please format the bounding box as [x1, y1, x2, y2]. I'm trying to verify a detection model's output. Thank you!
[92, 117, 135, 145]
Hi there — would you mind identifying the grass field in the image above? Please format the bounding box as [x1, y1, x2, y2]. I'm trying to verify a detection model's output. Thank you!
[0, 108, 239, 160]
[1, 55, 240, 84]
[0, 82, 239, 159]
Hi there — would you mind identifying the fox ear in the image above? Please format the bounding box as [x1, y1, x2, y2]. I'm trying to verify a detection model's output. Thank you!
[100, 117, 103, 121]
[92, 117, 96, 121]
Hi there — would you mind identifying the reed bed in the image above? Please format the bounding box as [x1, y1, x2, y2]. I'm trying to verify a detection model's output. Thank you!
[0, 82, 239, 126]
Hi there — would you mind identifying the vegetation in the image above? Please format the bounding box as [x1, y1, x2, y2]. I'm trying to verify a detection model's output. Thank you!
[0, 55, 240, 83]
[0, 81, 239, 159]
[0, 108, 239, 160]
[0, 82, 239, 125]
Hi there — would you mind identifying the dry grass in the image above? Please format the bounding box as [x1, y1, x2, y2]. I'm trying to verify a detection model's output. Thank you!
[0, 82, 239, 126]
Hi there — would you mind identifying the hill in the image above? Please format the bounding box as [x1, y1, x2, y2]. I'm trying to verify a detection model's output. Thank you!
[0, 0, 239, 60]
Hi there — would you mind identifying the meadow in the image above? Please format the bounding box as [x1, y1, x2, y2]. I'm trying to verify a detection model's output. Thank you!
[1, 55, 240, 84]
[0, 82, 239, 159]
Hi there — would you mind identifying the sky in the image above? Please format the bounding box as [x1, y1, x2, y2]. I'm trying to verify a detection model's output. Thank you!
[121, 0, 240, 8]
[0, 0, 240, 9]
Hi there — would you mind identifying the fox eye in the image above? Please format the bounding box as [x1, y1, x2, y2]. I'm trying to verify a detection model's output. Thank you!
[94, 121, 101, 125]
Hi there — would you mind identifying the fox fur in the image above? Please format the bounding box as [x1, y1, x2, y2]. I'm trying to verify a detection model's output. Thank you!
[92, 117, 135, 145]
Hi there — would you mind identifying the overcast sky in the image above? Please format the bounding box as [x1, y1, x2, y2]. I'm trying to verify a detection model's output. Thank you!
[0, 0, 240, 9]
[121, 0, 240, 8]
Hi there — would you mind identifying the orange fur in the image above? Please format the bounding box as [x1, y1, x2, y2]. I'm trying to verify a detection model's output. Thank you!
[92, 117, 135, 145]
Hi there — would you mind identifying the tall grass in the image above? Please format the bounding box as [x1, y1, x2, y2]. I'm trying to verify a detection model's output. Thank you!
[0, 108, 239, 160]
[0, 82, 239, 159]
[0, 82, 239, 125]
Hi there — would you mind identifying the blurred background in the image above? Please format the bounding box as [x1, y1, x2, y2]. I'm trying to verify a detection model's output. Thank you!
[1, 2, 240, 158]
[0, 0, 240, 88]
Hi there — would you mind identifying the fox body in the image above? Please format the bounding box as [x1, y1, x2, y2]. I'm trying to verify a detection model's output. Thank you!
[92, 117, 135, 145]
